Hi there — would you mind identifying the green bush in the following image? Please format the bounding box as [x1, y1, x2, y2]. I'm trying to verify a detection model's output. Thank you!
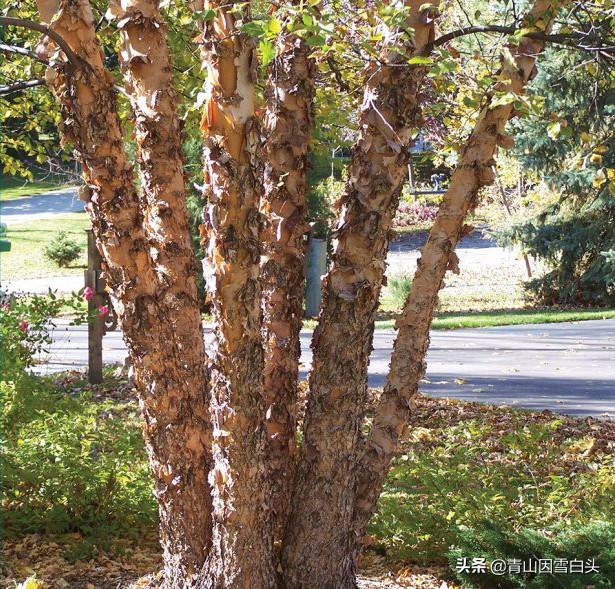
[388, 273, 413, 308]
[449, 520, 615, 588]
[0, 291, 64, 380]
[369, 408, 614, 563]
[0, 374, 156, 556]
[1, 290, 89, 381]
[506, 207, 615, 306]
[307, 176, 344, 239]
[43, 231, 82, 268]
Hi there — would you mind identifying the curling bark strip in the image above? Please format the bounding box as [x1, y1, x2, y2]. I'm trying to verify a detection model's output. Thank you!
[282, 2, 436, 587]
[354, 0, 565, 541]
[195, 1, 276, 586]
[37, 1, 212, 586]
[260, 25, 316, 536]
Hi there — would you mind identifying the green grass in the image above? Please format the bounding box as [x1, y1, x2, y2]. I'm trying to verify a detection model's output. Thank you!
[0, 176, 72, 201]
[431, 307, 615, 329]
[303, 307, 615, 331]
[0, 213, 88, 280]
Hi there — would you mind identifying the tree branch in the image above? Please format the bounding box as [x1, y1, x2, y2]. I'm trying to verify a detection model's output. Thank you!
[431, 25, 615, 57]
[0, 78, 45, 95]
[0, 16, 81, 67]
[0, 42, 48, 64]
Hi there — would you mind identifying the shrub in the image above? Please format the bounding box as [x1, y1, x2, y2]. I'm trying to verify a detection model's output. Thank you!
[0, 290, 87, 381]
[0, 373, 156, 556]
[43, 231, 82, 267]
[0, 290, 64, 380]
[369, 403, 614, 564]
[388, 273, 413, 308]
[307, 177, 344, 239]
[449, 519, 615, 588]
[393, 202, 439, 230]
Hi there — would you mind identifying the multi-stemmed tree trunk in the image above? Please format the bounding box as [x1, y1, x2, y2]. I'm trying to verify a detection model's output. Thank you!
[27, 0, 566, 586]
[354, 0, 562, 541]
[35, 1, 212, 586]
[195, 1, 276, 586]
[281, 2, 435, 586]
[260, 28, 316, 536]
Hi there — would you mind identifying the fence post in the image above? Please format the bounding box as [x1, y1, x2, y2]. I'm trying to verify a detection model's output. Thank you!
[85, 229, 104, 384]
[305, 237, 327, 318]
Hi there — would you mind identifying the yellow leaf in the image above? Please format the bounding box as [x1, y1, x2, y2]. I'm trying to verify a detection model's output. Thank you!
[20, 578, 40, 589]
[580, 132, 592, 144]
[593, 170, 606, 188]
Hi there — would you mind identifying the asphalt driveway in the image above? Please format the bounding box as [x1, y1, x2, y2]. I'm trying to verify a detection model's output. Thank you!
[0, 187, 82, 225]
[39, 318, 615, 417]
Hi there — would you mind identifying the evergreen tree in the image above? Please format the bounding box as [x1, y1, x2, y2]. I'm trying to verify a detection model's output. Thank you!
[510, 47, 615, 305]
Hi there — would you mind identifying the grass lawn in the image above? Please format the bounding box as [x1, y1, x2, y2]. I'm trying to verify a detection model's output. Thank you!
[0, 176, 73, 201]
[303, 307, 615, 331]
[2, 372, 613, 588]
[0, 213, 88, 280]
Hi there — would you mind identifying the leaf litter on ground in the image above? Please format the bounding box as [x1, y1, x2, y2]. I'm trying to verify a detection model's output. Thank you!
[2, 375, 613, 589]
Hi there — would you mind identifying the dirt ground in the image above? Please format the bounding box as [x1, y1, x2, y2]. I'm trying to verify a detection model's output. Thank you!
[1, 537, 458, 589]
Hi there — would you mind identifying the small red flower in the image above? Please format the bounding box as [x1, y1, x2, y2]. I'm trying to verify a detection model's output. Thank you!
[97, 305, 109, 319]
[18, 320, 29, 332]
[83, 286, 94, 301]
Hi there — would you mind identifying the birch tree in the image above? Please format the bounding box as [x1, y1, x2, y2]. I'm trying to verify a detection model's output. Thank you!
[1, 0, 589, 586]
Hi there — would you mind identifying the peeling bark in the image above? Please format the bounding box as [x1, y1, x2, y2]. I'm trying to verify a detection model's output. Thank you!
[281, 3, 436, 587]
[37, 1, 212, 586]
[354, 0, 563, 544]
[195, 2, 276, 587]
[260, 30, 315, 538]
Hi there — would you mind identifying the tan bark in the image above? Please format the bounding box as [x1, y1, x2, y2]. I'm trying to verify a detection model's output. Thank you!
[281, 3, 436, 587]
[37, 1, 212, 586]
[260, 29, 315, 537]
[195, 1, 276, 587]
[354, 0, 563, 541]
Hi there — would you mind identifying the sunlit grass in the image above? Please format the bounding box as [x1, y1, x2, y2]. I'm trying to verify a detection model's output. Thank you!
[0, 213, 88, 280]
[0, 176, 72, 201]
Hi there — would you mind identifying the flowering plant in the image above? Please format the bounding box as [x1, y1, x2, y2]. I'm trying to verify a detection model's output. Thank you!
[0, 289, 89, 380]
[393, 202, 439, 229]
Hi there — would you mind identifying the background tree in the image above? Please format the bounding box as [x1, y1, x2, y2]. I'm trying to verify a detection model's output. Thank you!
[508, 46, 614, 305]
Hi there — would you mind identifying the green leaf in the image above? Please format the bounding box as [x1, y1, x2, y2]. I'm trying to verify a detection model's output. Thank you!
[407, 56, 433, 66]
[546, 121, 561, 140]
[259, 40, 275, 67]
[490, 92, 516, 108]
[266, 17, 282, 35]
[306, 34, 326, 47]
[242, 20, 265, 37]
[194, 8, 216, 21]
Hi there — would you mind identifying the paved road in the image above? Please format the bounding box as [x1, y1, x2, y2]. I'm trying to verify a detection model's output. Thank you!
[3, 275, 84, 295]
[0, 187, 82, 225]
[39, 318, 615, 417]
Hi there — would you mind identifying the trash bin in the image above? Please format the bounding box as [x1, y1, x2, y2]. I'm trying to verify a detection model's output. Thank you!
[305, 238, 327, 318]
